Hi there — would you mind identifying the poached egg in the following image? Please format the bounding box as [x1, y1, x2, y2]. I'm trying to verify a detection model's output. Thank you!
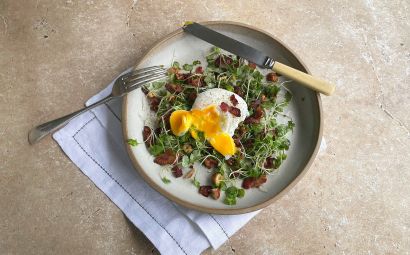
[170, 88, 249, 157]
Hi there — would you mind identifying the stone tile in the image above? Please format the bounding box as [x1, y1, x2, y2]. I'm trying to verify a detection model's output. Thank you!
[0, 0, 409, 254]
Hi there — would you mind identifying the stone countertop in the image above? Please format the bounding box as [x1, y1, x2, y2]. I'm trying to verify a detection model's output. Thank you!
[1, 0, 409, 254]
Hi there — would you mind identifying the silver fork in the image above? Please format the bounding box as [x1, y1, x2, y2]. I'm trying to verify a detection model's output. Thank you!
[28, 66, 167, 144]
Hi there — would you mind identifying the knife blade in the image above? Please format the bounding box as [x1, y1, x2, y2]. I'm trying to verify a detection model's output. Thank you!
[182, 22, 335, 96]
[183, 22, 275, 69]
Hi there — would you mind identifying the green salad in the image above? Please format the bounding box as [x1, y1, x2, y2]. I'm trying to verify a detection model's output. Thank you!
[131, 47, 294, 205]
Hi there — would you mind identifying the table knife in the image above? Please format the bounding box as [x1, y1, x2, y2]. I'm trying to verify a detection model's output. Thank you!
[183, 22, 335, 96]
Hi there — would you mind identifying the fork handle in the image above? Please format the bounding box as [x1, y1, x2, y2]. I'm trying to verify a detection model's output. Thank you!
[28, 95, 113, 144]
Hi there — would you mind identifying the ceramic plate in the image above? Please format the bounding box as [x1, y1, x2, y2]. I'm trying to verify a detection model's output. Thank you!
[123, 21, 322, 214]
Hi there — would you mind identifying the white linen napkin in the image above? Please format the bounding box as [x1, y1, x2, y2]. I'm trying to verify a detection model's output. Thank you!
[53, 69, 259, 255]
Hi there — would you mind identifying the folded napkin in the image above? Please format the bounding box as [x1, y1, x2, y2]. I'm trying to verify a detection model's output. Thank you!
[53, 69, 258, 255]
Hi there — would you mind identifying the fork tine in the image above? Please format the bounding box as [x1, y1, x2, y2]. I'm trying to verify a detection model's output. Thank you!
[124, 73, 167, 91]
[125, 69, 167, 83]
[125, 66, 166, 80]
[131, 65, 165, 75]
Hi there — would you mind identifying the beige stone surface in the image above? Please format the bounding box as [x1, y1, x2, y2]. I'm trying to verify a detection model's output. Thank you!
[1, 0, 409, 254]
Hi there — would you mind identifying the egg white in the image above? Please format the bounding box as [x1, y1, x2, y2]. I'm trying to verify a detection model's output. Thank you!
[192, 88, 249, 136]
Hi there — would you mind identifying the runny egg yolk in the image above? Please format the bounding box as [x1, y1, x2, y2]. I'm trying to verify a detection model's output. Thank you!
[169, 110, 192, 136]
[190, 106, 221, 137]
[170, 106, 236, 157]
[209, 133, 237, 156]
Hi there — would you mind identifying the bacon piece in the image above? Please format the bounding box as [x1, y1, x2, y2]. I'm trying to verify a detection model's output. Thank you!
[254, 106, 264, 118]
[188, 91, 197, 103]
[264, 157, 275, 169]
[254, 175, 267, 187]
[242, 177, 255, 189]
[203, 157, 219, 169]
[175, 72, 189, 80]
[154, 150, 176, 165]
[220, 102, 229, 112]
[233, 136, 241, 147]
[199, 186, 212, 197]
[142, 126, 153, 147]
[242, 175, 267, 189]
[214, 55, 233, 68]
[195, 66, 203, 74]
[171, 165, 183, 178]
[148, 96, 160, 112]
[228, 107, 241, 117]
[189, 77, 202, 87]
[244, 117, 258, 124]
[244, 106, 264, 124]
[266, 72, 279, 82]
[230, 94, 238, 106]
[248, 62, 256, 69]
[165, 83, 183, 94]
[167, 67, 179, 74]
[234, 86, 244, 98]
[226, 157, 236, 166]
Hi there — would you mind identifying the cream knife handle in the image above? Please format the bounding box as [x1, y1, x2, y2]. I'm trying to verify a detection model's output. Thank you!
[272, 62, 335, 96]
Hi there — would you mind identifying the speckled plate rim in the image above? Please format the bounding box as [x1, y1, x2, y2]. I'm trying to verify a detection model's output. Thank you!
[122, 21, 323, 215]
